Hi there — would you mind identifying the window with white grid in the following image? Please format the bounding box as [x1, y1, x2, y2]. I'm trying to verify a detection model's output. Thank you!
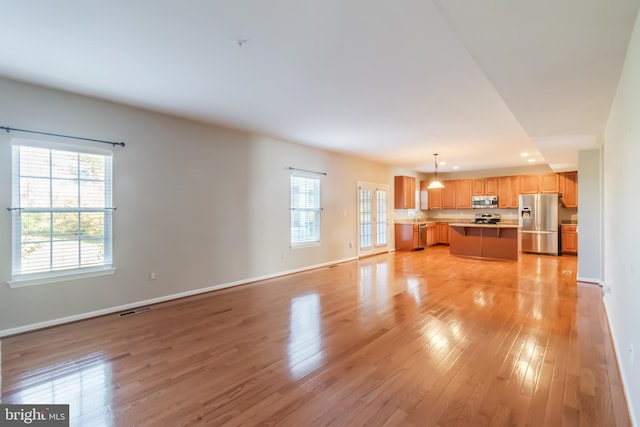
[10, 140, 114, 285]
[290, 174, 321, 247]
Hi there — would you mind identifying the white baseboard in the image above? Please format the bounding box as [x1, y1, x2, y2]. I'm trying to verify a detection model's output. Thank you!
[602, 297, 638, 427]
[0, 256, 358, 338]
[577, 276, 602, 285]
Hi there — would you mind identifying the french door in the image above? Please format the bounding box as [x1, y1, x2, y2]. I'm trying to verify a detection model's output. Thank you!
[358, 182, 390, 257]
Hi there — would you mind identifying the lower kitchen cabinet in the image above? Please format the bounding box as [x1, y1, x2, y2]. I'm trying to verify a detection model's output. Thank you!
[437, 222, 449, 245]
[395, 223, 419, 251]
[561, 225, 578, 255]
[426, 223, 437, 246]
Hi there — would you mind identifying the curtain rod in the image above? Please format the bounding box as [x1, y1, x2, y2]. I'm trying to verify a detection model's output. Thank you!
[288, 166, 327, 176]
[1, 126, 126, 148]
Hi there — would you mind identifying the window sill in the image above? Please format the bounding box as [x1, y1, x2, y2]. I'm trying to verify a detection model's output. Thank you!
[8, 266, 116, 288]
[291, 242, 321, 249]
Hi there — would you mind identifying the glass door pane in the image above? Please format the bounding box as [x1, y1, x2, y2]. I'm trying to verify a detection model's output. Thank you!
[376, 189, 388, 246]
[359, 188, 372, 250]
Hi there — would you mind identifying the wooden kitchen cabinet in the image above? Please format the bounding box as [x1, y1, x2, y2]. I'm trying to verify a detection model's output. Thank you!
[439, 179, 471, 209]
[472, 179, 484, 196]
[394, 176, 416, 209]
[473, 177, 497, 196]
[427, 173, 567, 210]
[498, 176, 520, 208]
[539, 173, 560, 193]
[520, 174, 560, 194]
[520, 175, 540, 194]
[561, 225, 578, 255]
[442, 181, 457, 209]
[484, 177, 498, 195]
[421, 180, 465, 211]
[456, 179, 472, 209]
[427, 186, 442, 209]
[426, 223, 437, 246]
[437, 222, 449, 245]
[560, 171, 578, 207]
[395, 223, 419, 251]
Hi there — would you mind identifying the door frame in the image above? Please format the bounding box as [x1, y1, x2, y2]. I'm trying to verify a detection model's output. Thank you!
[357, 181, 391, 258]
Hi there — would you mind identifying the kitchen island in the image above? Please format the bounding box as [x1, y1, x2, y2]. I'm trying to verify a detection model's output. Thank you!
[448, 223, 519, 260]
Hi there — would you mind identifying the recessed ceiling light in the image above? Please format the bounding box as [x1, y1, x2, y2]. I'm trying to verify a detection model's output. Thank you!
[528, 158, 536, 163]
[439, 161, 447, 166]
[452, 166, 459, 170]
[521, 152, 530, 157]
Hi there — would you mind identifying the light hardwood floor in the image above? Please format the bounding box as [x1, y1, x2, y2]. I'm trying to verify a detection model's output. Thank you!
[0, 247, 631, 426]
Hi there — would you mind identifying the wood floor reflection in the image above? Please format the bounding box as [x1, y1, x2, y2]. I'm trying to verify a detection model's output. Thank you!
[0, 247, 631, 426]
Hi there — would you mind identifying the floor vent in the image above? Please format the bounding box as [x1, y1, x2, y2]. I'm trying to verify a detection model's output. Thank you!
[328, 265, 338, 268]
[118, 307, 152, 317]
[562, 270, 573, 275]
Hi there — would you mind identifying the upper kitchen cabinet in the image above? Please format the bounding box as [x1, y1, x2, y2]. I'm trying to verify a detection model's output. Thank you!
[472, 177, 498, 196]
[419, 180, 444, 210]
[520, 174, 559, 194]
[472, 179, 484, 195]
[439, 179, 471, 209]
[484, 177, 498, 195]
[442, 181, 457, 209]
[498, 176, 520, 208]
[539, 173, 560, 193]
[456, 179, 472, 209]
[394, 176, 416, 209]
[428, 186, 442, 209]
[559, 171, 578, 207]
[520, 175, 539, 194]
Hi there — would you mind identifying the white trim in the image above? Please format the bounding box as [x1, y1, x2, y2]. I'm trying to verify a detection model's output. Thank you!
[0, 257, 357, 337]
[8, 267, 116, 288]
[356, 181, 391, 258]
[290, 241, 321, 250]
[603, 297, 638, 427]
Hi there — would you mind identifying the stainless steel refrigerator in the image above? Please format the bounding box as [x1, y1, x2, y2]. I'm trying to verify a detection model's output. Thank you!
[518, 193, 559, 255]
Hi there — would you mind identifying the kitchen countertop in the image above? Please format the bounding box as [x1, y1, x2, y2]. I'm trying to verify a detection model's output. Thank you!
[449, 222, 519, 229]
[394, 220, 436, 225]
[395, 218, 519, 226]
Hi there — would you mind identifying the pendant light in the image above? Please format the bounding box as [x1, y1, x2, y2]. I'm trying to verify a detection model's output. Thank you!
[427, 153, 445, 189]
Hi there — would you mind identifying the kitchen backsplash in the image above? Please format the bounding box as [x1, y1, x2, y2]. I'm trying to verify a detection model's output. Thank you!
[394, 206, 578, 223]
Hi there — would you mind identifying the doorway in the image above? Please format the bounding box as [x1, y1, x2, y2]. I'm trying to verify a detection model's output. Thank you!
[357, 182, 390, 257]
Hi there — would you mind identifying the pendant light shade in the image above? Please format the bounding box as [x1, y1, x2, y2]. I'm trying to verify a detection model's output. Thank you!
[427, 153, 444, 189]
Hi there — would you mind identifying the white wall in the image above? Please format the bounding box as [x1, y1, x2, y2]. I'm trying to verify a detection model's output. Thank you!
[0, 77, 394, 334]
[577, 149, 603, 283]
[603, 11, 640, 425]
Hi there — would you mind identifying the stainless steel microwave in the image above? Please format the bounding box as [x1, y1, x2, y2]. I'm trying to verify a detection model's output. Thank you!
[472, 195, 498, 209]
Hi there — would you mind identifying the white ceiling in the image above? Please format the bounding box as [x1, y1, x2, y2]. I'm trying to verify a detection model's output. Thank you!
[1, 0, 638, 173]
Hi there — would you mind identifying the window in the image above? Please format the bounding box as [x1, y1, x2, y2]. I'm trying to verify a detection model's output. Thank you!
[10, 140, 114, 286]
[290, 174, 320, 246]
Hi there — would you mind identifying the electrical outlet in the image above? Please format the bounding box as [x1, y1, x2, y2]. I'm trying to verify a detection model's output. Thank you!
[282, 252, 286, 260]
[349, 241, 353, 249]
[149, 272, 156, 280]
